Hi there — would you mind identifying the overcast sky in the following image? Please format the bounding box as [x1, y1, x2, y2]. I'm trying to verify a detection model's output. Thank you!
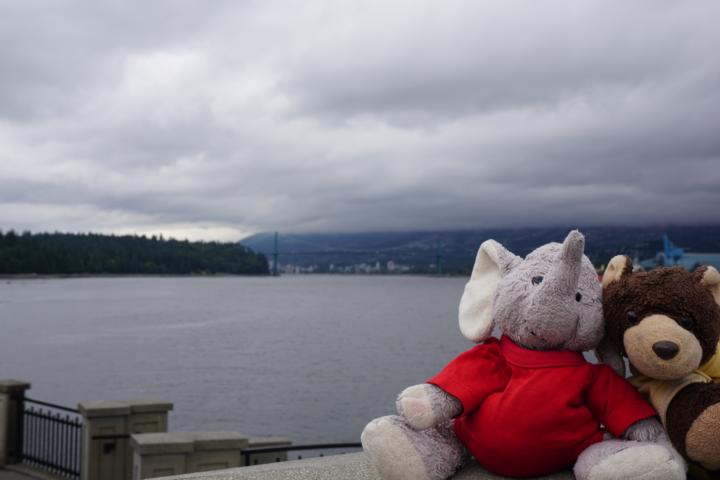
[1, 1, 719, 241]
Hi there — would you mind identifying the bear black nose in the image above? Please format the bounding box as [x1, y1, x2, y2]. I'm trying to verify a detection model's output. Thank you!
[652, 341, 679, 360]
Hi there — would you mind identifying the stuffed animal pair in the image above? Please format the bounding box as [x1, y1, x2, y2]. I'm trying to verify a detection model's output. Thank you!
[361, 231, 685, 480]
[599, 255, 720, 476]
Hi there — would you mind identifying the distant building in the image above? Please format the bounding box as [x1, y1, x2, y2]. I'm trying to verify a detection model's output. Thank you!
[639, 234, 720, 271]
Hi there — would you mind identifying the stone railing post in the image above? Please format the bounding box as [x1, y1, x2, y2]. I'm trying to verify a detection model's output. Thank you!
[131, 432, 249, 479]
[0, 380, 31, 467]
[79, 399, 173, 480]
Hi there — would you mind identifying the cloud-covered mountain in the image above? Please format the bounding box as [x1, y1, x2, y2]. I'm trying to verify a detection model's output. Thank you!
[242, 226, 720, 273]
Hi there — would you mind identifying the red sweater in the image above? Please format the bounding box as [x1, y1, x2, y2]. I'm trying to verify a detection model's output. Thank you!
[428, 336, 656, 477]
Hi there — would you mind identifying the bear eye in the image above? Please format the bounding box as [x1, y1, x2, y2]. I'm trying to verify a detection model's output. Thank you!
[678, 317, 694, 330]
[627, 311, 639, 324]
[532, 276, 544, 285]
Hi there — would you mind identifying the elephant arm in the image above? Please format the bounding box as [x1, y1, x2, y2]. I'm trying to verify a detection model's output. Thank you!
[622, 417, 666, 442]
[396, 383, 462, 430]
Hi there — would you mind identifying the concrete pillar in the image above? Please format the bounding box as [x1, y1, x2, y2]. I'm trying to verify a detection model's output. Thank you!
[78, 399, 173, 480]
[131, 432, 249, 479]
[0, 379, 31, 466]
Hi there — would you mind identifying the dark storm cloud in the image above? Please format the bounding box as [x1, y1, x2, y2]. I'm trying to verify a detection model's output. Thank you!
[0, 0, 719, 240]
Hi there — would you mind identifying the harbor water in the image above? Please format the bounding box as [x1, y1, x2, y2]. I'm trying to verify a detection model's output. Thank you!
[0, 275, 471, 443]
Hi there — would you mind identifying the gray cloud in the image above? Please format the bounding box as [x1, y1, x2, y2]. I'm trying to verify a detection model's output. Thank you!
[1, 0, 719, 241]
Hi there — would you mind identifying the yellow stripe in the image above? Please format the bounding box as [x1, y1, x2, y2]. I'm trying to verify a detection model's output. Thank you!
[697, 341, 720, 382]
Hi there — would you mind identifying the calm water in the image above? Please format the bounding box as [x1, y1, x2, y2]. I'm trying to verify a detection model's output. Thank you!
[0, 275, 471, 443]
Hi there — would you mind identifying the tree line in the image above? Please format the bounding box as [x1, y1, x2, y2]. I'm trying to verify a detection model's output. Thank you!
[0, 230, 269, 275]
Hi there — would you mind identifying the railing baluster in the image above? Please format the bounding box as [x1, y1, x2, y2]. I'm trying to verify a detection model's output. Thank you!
[39, 408, 46, 464]
[22, 407, 27, 462]
[65, 414, 70, 478]
[45, 409, 50, 467]
[22, 407, 28, 463]
[75, 421, 79, 477]
[32, 408, 37, 465]
[48, 411, 54, 473]
[76, 418, 81, 475]
[69, 417, 74, 476]
[20, 399, 82, 479]
[59, 413, 64, 475]
[71, 418, 76, 475]
[29, 408, 35, 465]
[53, 412, 59, 474]
[56, 413, 62, 475]
[46, 409, 52, 468]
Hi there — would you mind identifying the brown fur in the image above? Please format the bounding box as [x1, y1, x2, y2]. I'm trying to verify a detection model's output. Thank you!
[603, 263, 720, 471]
[603, 266, 720, 364]
[687, 403, 720, 470]
[666, 383, 720, 464]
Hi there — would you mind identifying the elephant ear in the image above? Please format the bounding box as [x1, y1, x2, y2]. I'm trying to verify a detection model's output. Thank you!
[459, 240, 520, 342]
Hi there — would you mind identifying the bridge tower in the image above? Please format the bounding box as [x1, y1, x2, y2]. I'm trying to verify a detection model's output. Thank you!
[436, 243, 443, 275]
[272, 232, 279, 276]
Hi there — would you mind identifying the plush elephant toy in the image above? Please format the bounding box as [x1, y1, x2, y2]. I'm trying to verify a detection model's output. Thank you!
[361, 230, 685, 480]
[599, 255, 720, 475]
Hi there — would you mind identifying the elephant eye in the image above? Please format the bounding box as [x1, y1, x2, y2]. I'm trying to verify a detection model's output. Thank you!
[678, 317, 694, 330]
[532, 276, 544, 285]
[575, 292, 582, 302]
[627, 311, 639, 324]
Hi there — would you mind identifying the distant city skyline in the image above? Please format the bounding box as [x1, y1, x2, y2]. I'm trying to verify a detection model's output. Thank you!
[1, 1, 719, 241]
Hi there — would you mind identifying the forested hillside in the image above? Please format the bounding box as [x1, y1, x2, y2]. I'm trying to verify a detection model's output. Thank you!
[0, 231, 268, 275]
[244, 225, 720, 274]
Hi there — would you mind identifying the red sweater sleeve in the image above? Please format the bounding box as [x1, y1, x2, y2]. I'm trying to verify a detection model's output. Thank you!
[587, 364, 657, 437]
[427, 339, 510, 416]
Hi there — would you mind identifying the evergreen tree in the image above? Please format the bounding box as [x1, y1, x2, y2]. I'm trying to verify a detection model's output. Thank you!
[0, 231, 269, 275]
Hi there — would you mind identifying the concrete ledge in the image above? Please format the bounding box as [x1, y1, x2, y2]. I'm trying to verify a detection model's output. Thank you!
[157, 452, 575, 480]
[131, 432, 249, 455]
[78, 399, 173, 418]
[3, 464, 65, 480]
[0, 381, 31, 395]
[246, 438, 290, 449]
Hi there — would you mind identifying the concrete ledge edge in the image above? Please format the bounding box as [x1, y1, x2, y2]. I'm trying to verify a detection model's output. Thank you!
[156, 452, 576, 480]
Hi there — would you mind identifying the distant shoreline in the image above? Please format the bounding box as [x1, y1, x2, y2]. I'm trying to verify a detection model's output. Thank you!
[0, 273, 270, 279]
[0, 272, 460, 279]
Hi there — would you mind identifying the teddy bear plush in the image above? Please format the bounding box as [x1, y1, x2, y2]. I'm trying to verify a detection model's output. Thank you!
[361, 231, 685, 480]
[599, 255, 720, 474]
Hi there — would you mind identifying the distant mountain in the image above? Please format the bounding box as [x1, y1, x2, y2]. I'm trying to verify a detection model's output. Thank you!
[241, 226, 720, 274]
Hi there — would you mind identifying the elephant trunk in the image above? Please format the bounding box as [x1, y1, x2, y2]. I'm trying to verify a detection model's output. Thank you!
[544, 229, 584, 299]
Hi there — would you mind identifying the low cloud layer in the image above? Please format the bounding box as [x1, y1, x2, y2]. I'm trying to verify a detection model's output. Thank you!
[1, 0, 719, 241]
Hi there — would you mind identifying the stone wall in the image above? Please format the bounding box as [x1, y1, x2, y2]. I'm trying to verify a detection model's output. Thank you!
[157, 452, 575, 480]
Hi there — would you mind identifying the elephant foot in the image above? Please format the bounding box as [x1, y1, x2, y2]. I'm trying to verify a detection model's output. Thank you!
[361, 415, 464, 480]
[574, 440, 685, 480]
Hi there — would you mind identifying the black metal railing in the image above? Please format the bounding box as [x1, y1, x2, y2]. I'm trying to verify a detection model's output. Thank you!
[20, 397, 82, 479]
[241, 442, 362, 466]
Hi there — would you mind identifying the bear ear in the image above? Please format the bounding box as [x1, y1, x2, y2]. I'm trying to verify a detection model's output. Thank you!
[602, 255, 633, 288]
[459, 240, 520, 342]
[698, 266, 720, 305]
